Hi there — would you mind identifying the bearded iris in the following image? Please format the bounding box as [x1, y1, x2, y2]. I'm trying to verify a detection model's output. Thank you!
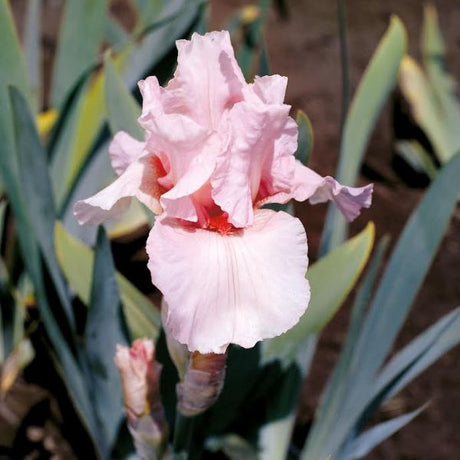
[74, 31, 372, 354]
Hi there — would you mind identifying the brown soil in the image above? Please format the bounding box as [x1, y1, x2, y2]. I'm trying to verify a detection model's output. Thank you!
[210, 1, 460, 459]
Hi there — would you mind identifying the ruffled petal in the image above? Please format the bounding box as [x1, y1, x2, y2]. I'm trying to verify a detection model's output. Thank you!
[73, 157, 162, 225]
[160, 159, 216, 223]
[263, 161, 373, 222]
[142, 114, 219, 222]
[169, 31, 245, 129]
[245, 74, 288, 105]
[109, 131, 145, 175]
[212, 101, 295, 227]
[147, 209, 310, 354]
[144, 113, 210, 180]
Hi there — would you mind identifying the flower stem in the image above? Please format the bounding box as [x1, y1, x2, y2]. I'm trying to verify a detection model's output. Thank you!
[172, 412, 194, 458]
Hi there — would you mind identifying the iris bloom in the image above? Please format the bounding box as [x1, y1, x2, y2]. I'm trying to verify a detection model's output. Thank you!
[75, 31, 372, 354]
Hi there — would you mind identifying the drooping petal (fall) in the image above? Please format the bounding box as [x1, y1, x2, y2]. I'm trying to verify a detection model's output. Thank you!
[146, 209, 310, 354]
[73, 158, 162, 225]
[109, 131, 146, 176]
[263, 161, 373, 222]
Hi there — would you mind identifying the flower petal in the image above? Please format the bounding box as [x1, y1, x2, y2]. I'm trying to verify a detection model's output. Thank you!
[73, 158, 162, 225]
[263, 161, 373, 222]
[212, 102, 296, 227]
[169, 31, 245, 129]
[142, 113, 219, 222]
[147, 209, 310, 354]
[245, 74, 288, 105]
[109, 131, 145, 176]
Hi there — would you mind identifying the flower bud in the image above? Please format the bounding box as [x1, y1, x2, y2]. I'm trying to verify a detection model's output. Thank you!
[176, 352, 227, 417]
[114, 339, 167, 458]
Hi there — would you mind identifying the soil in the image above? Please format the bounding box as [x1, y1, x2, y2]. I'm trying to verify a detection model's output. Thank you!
[3, 0, 460, 459]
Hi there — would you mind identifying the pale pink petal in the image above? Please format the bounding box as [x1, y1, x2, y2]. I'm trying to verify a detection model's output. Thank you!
[211, 102, 295, 227]
[147, 209, 310, 354]
[138, 76, 188, 129]
[73, 158, 162, 225]
[169, 31, 245, 129]
[245, 74, 288, 105]
[263, 162, 373, 222]
[109, 131, 145, 176]
[144, 114, 211, 180]
[160, 159, 216, 223]
[143, 114, 219, 222]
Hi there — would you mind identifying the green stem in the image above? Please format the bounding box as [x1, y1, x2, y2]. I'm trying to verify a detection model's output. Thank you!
[172, 412, 194, 458]
[336, 0, 350, 138]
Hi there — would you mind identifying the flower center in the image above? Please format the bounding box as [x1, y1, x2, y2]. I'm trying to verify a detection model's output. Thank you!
[206, 212, 238, 235]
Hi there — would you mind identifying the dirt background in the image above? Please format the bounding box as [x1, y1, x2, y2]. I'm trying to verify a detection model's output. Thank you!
[3, 0, 460, 459]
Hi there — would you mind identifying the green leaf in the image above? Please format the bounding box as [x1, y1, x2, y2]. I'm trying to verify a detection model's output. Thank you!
[104, 53, 143, 139]
[394, 140, 438, 180]
[50, 66, 109, 213]
[398, 56, 459, 164]
[10, 87, 75, 332]
[23, 0, 41, 113]
[0, 200, 6, 249]
[51, 0, 108, 107]
[295, 110, 313, 166]
[0, 97, 95, 443]
[0, 0, 32, 104]
[322, 16, 407, 252]
[421, 2, 460, 139]
[105, 16, 130, 48]
[55, 222, 161, 341]
[395, 5, 460, 166]
[0, 0, 33, 192]
[123, 0, 204, 88]
[341, 406, 425, 460]
[257, 42, 270, 77]
[84, 227, 126, 456]
[421, 4, 445, 62]
[261, 222, 374, 367]
[133, 0, 164, 28]
[0, 260, 17, 363]
[372, 307, 460, 409]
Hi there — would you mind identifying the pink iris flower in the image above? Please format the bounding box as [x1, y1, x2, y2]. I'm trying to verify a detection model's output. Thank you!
[74, 31, 372, 354]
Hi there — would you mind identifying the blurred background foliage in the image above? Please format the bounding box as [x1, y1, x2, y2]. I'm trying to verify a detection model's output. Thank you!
[0, 0, 459, 458]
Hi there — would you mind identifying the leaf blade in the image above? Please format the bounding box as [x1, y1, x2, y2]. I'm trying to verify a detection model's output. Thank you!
[84, 228, 126, 455]
[322, 16, 407, 252]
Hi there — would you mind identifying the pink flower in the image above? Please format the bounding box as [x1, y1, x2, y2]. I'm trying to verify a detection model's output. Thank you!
[75, 31, 372, 354]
